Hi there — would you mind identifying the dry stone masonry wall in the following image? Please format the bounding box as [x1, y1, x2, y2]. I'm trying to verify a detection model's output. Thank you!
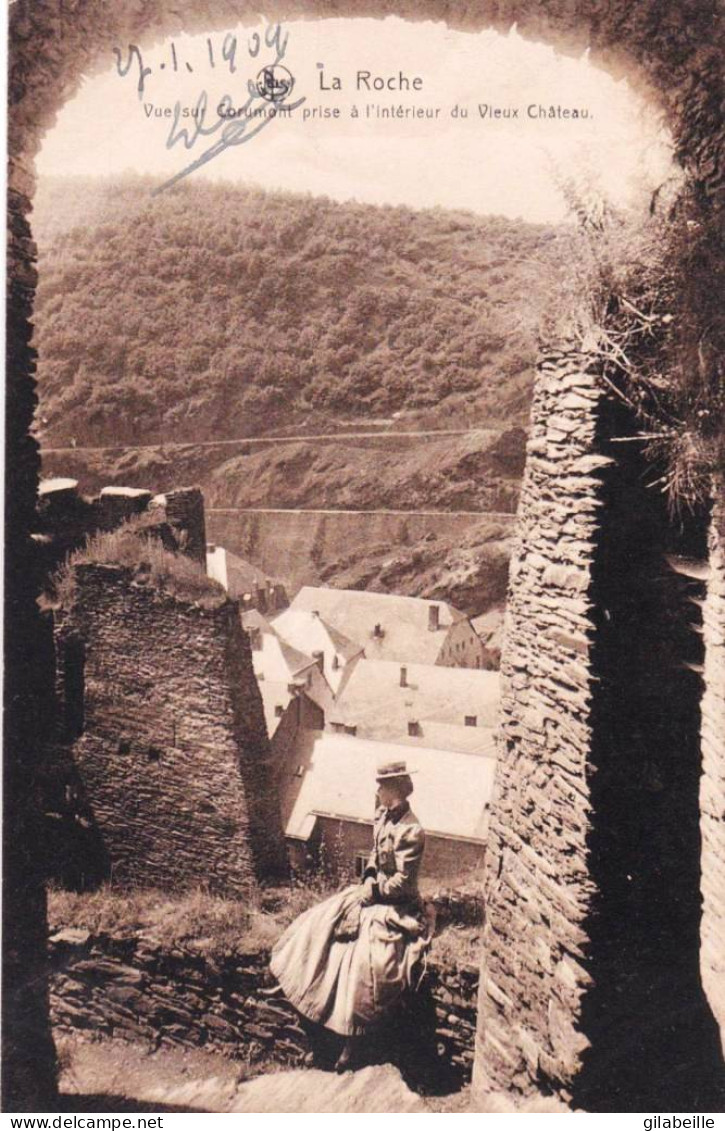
[48, 926, 478, 1086]
[35, 480, 207, 575]
[163, 488, 207, 565]
[54, 563, 284, 894]
[477, 351, 724, 1112]
[476, 348, 605, 1103]
[5, 161, 58, 1113]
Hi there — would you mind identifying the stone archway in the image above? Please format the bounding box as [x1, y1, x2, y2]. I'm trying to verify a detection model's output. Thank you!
[6, 0, 724, 1111]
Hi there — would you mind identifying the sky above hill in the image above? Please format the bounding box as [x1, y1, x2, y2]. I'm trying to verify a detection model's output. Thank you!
[37, 16, 676, 223]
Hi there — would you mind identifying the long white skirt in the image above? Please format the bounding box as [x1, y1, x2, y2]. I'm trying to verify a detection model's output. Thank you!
[270, 885, 430, 1036]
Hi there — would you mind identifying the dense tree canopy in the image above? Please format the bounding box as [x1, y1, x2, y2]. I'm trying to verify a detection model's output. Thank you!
[33, 175, 570, 447]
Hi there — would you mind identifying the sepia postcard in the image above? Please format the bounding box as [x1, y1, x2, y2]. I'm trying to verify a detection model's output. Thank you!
[5, 0, 724, 1117]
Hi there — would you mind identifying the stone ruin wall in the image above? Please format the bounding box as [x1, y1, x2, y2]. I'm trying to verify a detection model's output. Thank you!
[476, 350, 725, 1110]
[54, 562, 284, 894]
[48, 926, 478, 1084]
[163, 488, 207, 565]
[475, 348, 604, 1102]
[701, 479, 725, 1040]
[35, 481, 208, 572]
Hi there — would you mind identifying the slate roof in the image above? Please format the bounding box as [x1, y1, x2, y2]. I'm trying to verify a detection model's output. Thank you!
[252, 630, 315, 684]
[258, 679, 296, 738]
[330, 658, 500, 748]
[241, 608, 276, 636]
[471, 604, 505, 653]
[284, 586, 464, 665]
[281, 730, 497, 844]
[241, 609, 335, 720]
[271, 608, 364, 668]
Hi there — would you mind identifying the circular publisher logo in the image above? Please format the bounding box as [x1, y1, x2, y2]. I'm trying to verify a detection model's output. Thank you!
[256, 65, 295, 103]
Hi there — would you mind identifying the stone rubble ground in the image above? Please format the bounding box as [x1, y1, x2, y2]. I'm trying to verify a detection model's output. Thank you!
[58, 1036, 431, 1113]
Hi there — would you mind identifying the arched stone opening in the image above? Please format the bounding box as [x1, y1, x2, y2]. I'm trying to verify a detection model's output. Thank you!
[6, 0, 724, 1111]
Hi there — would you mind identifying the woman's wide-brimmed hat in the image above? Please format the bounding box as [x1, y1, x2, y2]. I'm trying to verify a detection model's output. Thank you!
[376, 760, 417, 781]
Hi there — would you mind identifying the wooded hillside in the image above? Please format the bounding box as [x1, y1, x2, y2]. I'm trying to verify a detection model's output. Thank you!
[33, 175, 570, 446]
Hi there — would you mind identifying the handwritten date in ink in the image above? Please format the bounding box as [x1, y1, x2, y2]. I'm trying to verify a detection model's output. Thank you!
[113, 29, 274, 98]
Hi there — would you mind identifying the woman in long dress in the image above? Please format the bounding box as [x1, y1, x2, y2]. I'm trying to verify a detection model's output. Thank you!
[270, 760, 432, 1070]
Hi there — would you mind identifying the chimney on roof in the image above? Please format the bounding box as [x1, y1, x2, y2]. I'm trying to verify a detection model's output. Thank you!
[373, 622, 384, 638]
[399, 665, 408, 688]
[312, 609, 320, 618]
[428, 604, 440, 632]
[312, 650, 324, 674]
[248, 627, 262, 652]
[207, 543, 216, 555]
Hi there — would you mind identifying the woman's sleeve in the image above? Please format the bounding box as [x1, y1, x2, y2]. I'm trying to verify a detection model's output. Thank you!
[376, 823, 425, 902]
[362, 846, 377, 881]
[362, 810, 383, 880]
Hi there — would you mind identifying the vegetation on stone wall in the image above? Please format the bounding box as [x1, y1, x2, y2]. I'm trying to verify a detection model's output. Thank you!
[48, 880, 482, 967]
[542, 173, 724, 512]
[45, 518, 226, 611]
[48, 884, 307, 956]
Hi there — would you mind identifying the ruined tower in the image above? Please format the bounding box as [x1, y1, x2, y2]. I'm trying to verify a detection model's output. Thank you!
[53, 560, 286, 894]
